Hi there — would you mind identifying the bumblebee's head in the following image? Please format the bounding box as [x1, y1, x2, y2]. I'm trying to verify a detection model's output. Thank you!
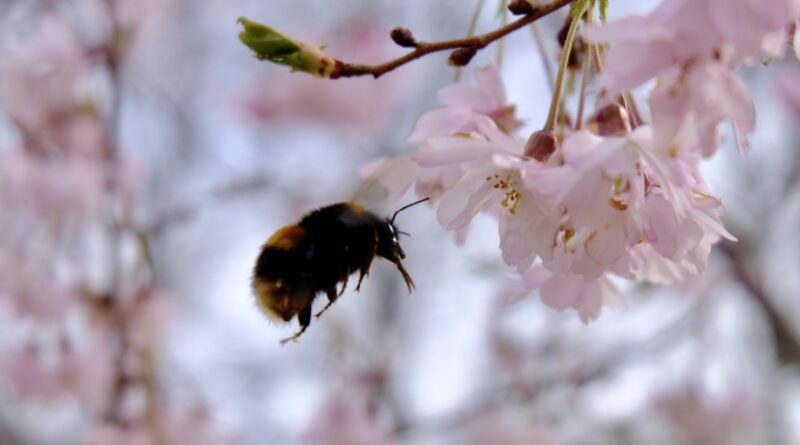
[376, 220, 405, 262]
[375, 220, 415, 293]
[378, 197, 429, 261]
[376, 197, 428, 293]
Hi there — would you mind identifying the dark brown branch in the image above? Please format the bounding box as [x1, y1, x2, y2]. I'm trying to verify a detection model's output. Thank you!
[331, 0, 575, 78]
[718, 239, 800, 364]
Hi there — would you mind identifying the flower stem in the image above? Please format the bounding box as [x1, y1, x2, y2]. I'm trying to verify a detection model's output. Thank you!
[496, 0, 509, 68]
[456, 0, 487, 81]
[575, 7, 594, 130]
[543, 1, 587, 132]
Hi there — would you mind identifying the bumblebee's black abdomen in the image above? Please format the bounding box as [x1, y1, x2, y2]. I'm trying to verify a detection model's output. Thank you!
[252, 224, 316, 321]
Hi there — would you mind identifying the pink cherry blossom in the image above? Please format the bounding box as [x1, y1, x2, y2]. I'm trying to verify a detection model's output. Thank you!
[304, 370, 393, 445]
[407, 61, 522, 143]
[82, 425, 150, 445]
[127, 294, 172, 353]
[55, 335, 116, 411]
[585, 0, 800, 92]
[1, 346, 58, 400]
[653, 385, 766, 445]
[0, 152, 106, 219]
[529, 127, 732, 283]
[518, 266, 625, 323]
[0, 333, 114, 409]
[366, 55, 740, 325]
[0, 15, 104, 157]
[649, 60, 755, 156]
[463, 409, 568, 445]
[82, 406, 239, 445]
[642, 182, 734, 278]
[417, 114, 528, 228]
[530, 128, 652, 278]
[361, 62, 524, 224]
[776, 68, 800, 116]
[157, 405, 241, 445]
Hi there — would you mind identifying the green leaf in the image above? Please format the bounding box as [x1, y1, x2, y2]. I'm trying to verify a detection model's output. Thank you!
[237, 17, 335, 77]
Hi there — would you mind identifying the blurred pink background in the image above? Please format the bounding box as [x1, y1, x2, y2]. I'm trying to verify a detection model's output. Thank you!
[1, 1, 800, 444]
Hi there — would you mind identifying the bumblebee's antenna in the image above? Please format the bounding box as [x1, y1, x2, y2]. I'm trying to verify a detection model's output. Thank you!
[391, 197, 430, 224]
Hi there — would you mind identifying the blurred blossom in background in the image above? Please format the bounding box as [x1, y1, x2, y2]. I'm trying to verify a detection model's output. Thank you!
[1, 1, 800, 445]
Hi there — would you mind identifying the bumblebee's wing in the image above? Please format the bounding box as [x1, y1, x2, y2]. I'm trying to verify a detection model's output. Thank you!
[352, 156, 419, 210]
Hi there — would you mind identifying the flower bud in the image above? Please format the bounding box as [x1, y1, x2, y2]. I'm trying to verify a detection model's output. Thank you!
[587, 103, 631, 136]
[508, 0, 536, 15]
[237, 17, 339, 78]
[448, 47, 478, 67]
[390, 27, 417, 48]
[524, 130, 558, 162]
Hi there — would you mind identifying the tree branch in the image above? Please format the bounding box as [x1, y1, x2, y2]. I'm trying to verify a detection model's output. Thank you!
[331, 0, 575, 78]
[718, 239, 800, 365]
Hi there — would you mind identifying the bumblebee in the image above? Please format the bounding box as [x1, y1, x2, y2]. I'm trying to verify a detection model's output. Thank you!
[252, 198, 428, 344]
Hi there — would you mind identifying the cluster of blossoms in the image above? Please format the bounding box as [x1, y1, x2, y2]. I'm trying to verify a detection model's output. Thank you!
[366, 0, 800, 322]
[0, 5, 236, 445]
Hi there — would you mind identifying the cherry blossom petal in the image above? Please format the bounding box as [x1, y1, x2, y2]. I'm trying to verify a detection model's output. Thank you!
[474, 62, 507, 107]
[357, 156, 420, 206]
[522, 268, 624, 323]
[417, 136, 500, 166]
[436, 167, 498, 229]
[406, 107, 473, 143]
[644, 192, 680, 258]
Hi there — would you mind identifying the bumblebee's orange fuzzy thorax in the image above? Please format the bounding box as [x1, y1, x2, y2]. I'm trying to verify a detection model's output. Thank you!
[347, 202, 366, 215]
[265, 224, 306, 250]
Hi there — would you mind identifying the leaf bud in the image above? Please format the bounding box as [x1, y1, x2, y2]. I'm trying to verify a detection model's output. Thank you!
[390, 27, 417, 48]
[508, 0, 536, 15]
[448, 46, 478, 67]
[237, 17, 339, 78]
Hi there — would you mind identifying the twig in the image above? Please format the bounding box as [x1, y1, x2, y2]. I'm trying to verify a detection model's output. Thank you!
[331, 0, 575, 78]
[101, 0, 130, 423]
[718, 239, 800, 364]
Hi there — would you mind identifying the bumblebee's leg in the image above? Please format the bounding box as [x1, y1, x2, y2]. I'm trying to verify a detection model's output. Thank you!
[355, 235, 377, 293]
[279, 305, 312, 345]
[315, 286, 338, 318]
[337, 275, 348, 297]
[394, 259, 415, 293]
[355, 266, 369, 292]
[354, 251, 376, 292]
